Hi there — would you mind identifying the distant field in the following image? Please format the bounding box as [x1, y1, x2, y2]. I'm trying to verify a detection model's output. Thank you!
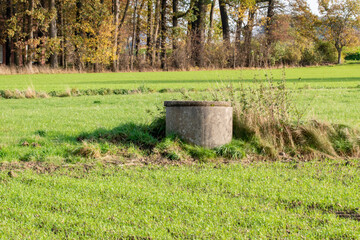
[0, 65, 360, 238]
[0, 64, 360, 91]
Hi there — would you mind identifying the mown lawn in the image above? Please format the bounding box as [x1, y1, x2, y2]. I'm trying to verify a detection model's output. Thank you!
[0, 65, 359, 238]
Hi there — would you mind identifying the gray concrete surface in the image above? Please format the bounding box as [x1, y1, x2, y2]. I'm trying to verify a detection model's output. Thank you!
[164, 101, 233, 148]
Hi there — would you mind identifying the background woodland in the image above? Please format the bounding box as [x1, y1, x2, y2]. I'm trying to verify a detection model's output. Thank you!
[0, 0, 359, 72]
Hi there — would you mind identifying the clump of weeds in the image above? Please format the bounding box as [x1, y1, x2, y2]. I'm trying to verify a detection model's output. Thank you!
[211, 70, 360, 160]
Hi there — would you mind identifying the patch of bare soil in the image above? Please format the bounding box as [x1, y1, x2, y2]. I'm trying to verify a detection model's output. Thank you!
[0, 154, 198, 174]
[0, 161, 61, 174]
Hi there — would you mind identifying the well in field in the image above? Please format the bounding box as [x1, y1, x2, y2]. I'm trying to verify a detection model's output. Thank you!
[164, 101, 233, 148]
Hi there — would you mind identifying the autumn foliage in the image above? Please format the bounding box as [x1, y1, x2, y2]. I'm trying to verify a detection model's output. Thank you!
[0, 0, 359, 72]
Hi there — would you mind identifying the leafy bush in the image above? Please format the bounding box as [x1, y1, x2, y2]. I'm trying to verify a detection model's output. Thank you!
[315, 41, 337, 64]
[345, 52, 360, 60]
[301, 47, 321, 66]
[271, 42, 302, 66]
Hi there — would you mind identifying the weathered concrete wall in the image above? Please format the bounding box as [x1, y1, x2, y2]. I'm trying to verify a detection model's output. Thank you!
[164, 101, 233, 148]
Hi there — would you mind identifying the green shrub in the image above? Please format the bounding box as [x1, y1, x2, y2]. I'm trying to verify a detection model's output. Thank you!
[271, 42, 302, 65]
[113, 89, 129, 95]
[301, 47, 321, 66]
[315, 41, 337, 64]
[345, 52, 360, 60]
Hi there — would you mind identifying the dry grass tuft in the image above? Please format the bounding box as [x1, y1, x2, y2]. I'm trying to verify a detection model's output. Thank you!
[58, 89, 72, 97]
[0, 65, 80, 75]
[24, 88, 37, 99]
[4, 90, 14, 99]
[75, 143, 101, 159]
[13, 89, 25, 99]
[1, 88, 50, 99]
[38, 92, 50, 98]
[295, 124, 337, 157]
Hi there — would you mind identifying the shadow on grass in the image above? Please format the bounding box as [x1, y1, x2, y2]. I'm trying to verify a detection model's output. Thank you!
[77, 122, 164, 150]
[75, 119, 248, 162]
[345, 61, 360, 65]
[77, 112, 166, 150]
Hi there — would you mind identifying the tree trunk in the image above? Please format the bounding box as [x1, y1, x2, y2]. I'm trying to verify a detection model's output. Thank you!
[191, 0, 206, 67]
[112, 0, 120, 71]
[218, 0, 230, 45]
[38, 0, 46, 66]
[59, 1, 67, 68]
[152, 0, 161, 66]
[235, 16, 243, 50]
[49, 0, 58, 68]
[243, 9, 255, 67]
[337, 47, 342, 64]
[160, 0, 167, 70]
[172, 0, 180, 68]
[12, 0, 19, 66]
[118, 0, 130, 69]
[266, 0, 275, 44]
[219, 0, 230, 67]
[146, 0, 153, 63]
[235, 15, 243, 68]
[5, 0, 13, 66]
[130, 0, 138, 71]
[75, 0, 83, 70]
[119, 0, 130, 30]
[22, 1, 27, 66]
[265, 0, 275, 66]
[135, 0, 145, 60]
[208, 0, 215, 43]
[27, 0, 34, 70]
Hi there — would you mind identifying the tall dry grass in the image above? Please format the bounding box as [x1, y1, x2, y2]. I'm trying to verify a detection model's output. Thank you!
[0, 66, 81, 75]
[209, 72, 360, 159]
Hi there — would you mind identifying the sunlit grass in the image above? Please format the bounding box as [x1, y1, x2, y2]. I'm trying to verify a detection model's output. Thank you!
[0, 64, 359, 91]
[0, 162, 359, 239]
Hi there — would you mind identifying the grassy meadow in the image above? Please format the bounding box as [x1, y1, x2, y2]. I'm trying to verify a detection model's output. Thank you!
[1, 63, 360, 91]
[1, 161, 359, 239]
[0, 64, 360, 238]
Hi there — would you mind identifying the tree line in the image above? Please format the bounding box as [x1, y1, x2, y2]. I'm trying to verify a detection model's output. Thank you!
[0, 0, 359, 72]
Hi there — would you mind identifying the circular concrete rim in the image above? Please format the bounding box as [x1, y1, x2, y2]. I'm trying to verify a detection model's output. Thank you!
[164, 101, 231, 107]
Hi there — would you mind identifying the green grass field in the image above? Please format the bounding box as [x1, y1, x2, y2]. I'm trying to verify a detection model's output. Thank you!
[0, 64, 360, 238]
[1, 63, 360, 91]
[1, 161, 359, 239]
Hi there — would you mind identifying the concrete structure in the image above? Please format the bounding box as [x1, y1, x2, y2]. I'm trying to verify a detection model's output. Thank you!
[164, 101, 233, 148]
